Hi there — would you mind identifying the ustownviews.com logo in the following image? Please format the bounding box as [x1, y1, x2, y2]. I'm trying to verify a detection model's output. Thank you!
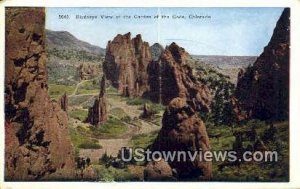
[120, 147, 278, 163]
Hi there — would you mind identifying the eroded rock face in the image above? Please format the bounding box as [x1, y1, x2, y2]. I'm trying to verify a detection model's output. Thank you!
[87, 75, 108, 125]
[5, 8, 75, 180]
[103, 32, 152, 97]
[150, 98, 212, 180]
[149, 43, 212, 111]
[78, 63, 101, 80]
[234, 8, 290, 121]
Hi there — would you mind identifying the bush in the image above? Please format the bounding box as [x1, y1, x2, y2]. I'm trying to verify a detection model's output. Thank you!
[78, 142, 102, 149]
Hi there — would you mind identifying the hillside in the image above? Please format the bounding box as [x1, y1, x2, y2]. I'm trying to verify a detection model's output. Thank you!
[46, 29, 105, 56]
[46, 30, 105, 85]
[192, 55, 257, 83]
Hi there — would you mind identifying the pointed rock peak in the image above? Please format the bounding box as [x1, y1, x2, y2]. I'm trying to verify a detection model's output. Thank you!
[135, 34, 142, 40]
[168, 42, 186, 53]
[99, 75, 106, 97]
[165, 42, 188, 64]
[124, 32, 131, 39]
[113, 32, 132, 43]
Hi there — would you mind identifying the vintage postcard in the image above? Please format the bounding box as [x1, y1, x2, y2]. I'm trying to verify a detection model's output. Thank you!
[1, 1, 300, 189]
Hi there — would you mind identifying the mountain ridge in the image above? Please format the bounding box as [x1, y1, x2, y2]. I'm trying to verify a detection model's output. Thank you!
[46, 29, 105, 56]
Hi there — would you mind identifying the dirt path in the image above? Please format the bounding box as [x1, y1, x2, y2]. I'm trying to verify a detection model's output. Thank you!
[70, 80, 91, 96]
[79, 94, 161, 162]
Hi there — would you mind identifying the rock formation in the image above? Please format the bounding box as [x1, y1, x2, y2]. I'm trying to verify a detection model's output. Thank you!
[103, 32, 152, 97]
[103, 34, 212, 111]
[5, 8, 75, 180]
[149, 43, 212, 112]
[78, 63, 101, 80]
[144, 159, 176, 181]
[60, 92, 68, 112]
[234, 8, 290, 121]
[86, 75, 108, 125]
[150, 43, 164, 62]
[149, 98, 212, 180]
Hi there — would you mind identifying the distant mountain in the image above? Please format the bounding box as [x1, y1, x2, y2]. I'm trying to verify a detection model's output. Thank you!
[46, 29, 105, 56]
[192, 55, 257, 84]
[192, 55, 257, 67]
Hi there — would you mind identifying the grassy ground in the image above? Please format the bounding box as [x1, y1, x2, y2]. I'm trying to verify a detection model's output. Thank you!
[109, 107, 129, 120]
[69, 109, 88, 122]
[76, 79, 100, 95]
[89, 117, 128, 138]
[48, 83, 76, 99]
[129, 130, 159, 149]
[69, 126, 102, 156]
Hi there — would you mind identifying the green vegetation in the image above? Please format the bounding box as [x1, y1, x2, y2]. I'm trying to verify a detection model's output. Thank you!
[69, 95, 95, 106]
[77, 79, 100, 95]
[47, 48, 103, 62]
[48, 84, 76, 99]
[194, 62, 236, 126]
[109, 107, 129, 120]
[90, 117, 128, 137]
[47, 63, 80, 85]
[208, 120, 289, 181]
[69, 126, 102, 156]
[93, 164, 142, 181]
[125, 97, 150, 106]
[129, 130, 159, 149]
[69, 109, 88, 121]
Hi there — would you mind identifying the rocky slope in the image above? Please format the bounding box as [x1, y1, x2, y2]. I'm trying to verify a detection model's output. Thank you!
[103, 32, 152, 97]
[234, 8, 290, 121]
[5, 8, 75, 180]
[46, 30, 104, 85]
[149, 98, 212, 180]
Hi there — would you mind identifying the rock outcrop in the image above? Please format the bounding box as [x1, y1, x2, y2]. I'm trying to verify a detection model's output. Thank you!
[104, 34, 212, 112]
[144, 159, 176, 181]
[60, 92, 68, 112]
[78, 63, 101, 80]
[149, 98, 212, 180]
[103, 32, 152, 97]
[5, 8, 75, 180]
[234, 8, 290, 121]
[149, 43, 212, 112]
[86, 75, 108, 125]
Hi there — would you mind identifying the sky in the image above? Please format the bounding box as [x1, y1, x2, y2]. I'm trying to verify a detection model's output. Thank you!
[46, 7, 284, 56]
